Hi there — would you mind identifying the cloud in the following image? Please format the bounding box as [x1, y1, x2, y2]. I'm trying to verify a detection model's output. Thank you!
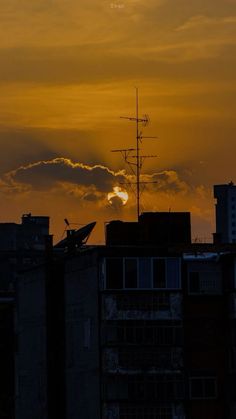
[0, 157, 200, 209]
[176, 15, 236, 32]
[141, 170, 190, 194]
[0, 156, 216, 242]
[3, 157, 127, 192]
[0, 157, 193, 199]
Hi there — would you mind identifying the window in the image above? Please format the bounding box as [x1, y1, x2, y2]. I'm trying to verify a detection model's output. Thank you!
[153, 258, 181, 289]
[113, 323, 183, 346]
[106, 258, 123, 289]
[189, 272, 200, 293]
[118, 347, 182, 369]
[167, 258, 181, 288]
[127, 374, 184, 401]
[125, 258, 138, 288]
[139, 258, 152, 288]
[153, 258, 166, 288]
[105, 257, 181, 290]
[188, 270, 221, 294]
[120, 406, 172, 419]
[189, 377, 217, 399]
[115, 293, 170, 311]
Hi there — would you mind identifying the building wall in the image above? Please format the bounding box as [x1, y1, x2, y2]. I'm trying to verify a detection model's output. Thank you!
[65, 251, 101, 419]
[183, 256, 227, 419]
[15, 266, 47, 419]
[0, 299, 14, 418]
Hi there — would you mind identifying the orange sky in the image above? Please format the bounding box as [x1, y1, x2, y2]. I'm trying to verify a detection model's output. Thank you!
[0, 0, 236, 243]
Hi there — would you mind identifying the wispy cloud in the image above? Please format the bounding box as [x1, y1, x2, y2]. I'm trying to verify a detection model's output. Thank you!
[176, 15, 236, 32]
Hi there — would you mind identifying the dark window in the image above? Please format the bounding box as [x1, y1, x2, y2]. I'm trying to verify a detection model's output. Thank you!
[136, 327, 143, 344]
[189, 271, 200, 293]
[190, 377, 217, 399]
[153, 258, 166, 288]
[166, 258, 180, 288]
[232, 205, 235, 210]
[191, 377, 203, 398]
[106, 258, 123, 289]
[126, 327, 134, 342]
[120, 405, 172, 419]
[125, 258, 138, 288]
[139, 258, 152, 288]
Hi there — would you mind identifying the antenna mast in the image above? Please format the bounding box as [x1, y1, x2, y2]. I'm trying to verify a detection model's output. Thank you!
[112, 88, 158, 220]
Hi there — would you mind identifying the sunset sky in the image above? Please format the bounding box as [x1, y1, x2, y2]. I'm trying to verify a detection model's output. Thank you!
[0, 0, 236, 243]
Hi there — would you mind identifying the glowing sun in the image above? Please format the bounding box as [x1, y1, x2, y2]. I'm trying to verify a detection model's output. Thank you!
[107, 186, 129, 206]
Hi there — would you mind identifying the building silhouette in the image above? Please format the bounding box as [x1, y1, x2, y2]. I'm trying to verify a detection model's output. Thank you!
[214, 182, 236, 243]
[0, 214, 49, 418]
[15, 212, 236, 419]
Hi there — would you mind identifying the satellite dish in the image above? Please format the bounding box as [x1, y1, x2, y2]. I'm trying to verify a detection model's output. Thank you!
[54, 222, 96, 249]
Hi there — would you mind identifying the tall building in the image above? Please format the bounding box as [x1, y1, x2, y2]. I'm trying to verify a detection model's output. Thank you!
[214, 182, 236, 243]
[15, 212, 236, 419]
[0, 214, 50, 419]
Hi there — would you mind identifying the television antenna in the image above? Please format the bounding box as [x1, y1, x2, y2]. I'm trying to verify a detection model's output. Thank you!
[111, 87, 158, 220]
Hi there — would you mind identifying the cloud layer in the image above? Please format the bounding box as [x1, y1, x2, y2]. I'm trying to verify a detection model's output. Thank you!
[0, 157, 214, 243]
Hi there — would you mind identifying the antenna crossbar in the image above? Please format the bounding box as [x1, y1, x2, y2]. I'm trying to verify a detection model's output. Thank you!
[111, 148, 135, 152]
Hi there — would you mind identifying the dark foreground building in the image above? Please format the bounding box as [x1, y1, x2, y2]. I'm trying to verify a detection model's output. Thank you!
[15, 212, 236, 419]
[0, 214, 49, 418]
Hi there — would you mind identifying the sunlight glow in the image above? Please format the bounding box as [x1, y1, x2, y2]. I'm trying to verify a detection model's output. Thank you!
[107, 186, 129, 205]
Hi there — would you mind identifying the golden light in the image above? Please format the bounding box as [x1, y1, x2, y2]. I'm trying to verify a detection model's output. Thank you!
[107, 186, 129, 206]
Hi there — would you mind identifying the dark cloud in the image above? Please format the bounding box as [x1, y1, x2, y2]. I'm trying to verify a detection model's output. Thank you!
[4, 157, 126, 192]
[1, 157, 194, 199]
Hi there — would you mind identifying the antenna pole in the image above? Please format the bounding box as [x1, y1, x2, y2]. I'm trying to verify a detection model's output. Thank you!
[113, 89, 158, 221]
[136, 87, 140, 220]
